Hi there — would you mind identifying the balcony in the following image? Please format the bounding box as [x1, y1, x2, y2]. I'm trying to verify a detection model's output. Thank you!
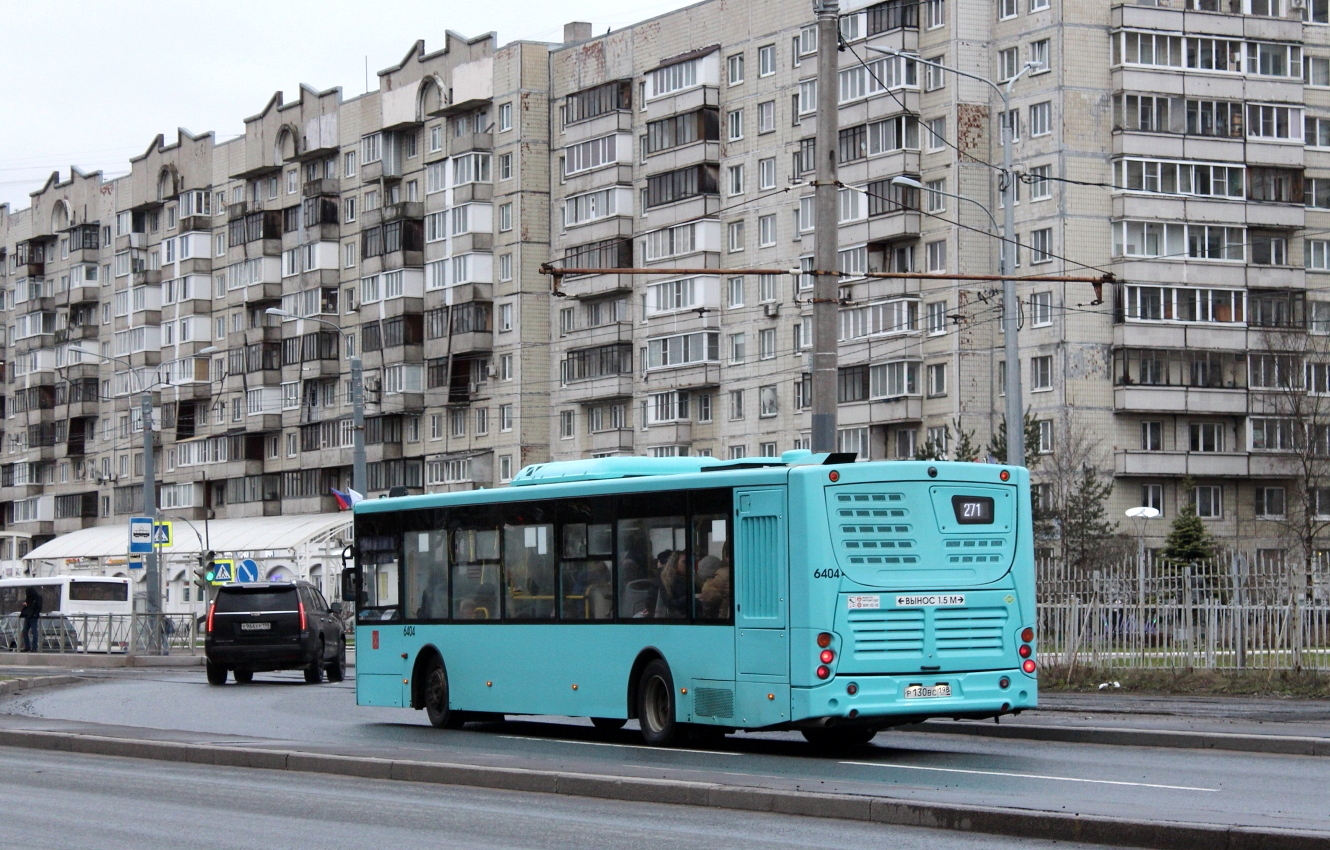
[448, 132, 493, 156]
[642, 362, 720, 391]
[1114, 450, 1275, 478]
[1114, 386, 1248, 415]
[645, 421, 691, 444]
[563, 374, 635, 403]
[588, 428, 635, 454]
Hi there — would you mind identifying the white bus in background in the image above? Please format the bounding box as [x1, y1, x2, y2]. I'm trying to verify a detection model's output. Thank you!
[0, 576, 132, 652]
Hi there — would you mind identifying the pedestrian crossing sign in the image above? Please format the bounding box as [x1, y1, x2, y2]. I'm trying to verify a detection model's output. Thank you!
[152, 521, 173, 546]
[211, 560, 234, 584]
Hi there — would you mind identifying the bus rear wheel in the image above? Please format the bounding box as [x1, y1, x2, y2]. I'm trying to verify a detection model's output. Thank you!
[801, 726, 878, 751]
[637, 659, 678, 746]
[423, 657, 465, 729]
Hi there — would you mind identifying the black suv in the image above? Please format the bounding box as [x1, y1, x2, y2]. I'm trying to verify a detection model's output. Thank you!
[205, 581, 346, 685]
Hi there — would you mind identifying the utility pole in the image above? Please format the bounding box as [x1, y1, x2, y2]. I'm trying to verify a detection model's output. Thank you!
[351, 355, 367, 495]
[1000, 84, 1024, 467]
[811, 0, 840, 454]
[141, 392, 161, 623]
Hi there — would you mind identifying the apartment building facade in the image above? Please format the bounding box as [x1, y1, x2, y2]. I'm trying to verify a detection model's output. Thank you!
[4, 0, 1330, 554]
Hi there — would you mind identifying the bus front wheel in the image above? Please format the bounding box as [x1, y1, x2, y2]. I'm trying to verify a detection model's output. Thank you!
[423, 657, 466, 729]
[637, 659, 678, 746]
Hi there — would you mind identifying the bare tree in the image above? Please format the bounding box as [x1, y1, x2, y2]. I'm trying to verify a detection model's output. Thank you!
[1249, 326, 1330, 607]
[1032, 408, 1123, 574]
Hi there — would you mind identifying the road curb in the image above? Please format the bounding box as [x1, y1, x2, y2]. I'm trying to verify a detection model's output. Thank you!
[900, 720, 1330, 757]
[0, 675, 83, 697]
[0, 727, 1326, 849]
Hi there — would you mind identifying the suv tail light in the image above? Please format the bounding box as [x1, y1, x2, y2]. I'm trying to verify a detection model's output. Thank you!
[205, 602, 215, 633]
[298, 600, 307, 631]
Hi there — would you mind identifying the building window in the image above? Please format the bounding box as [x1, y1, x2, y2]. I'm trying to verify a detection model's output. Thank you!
[1029, 165, 1051, 199]
[925, 178, 946, 213]
[500, 404, 514, 432]
[759, 44, 776, 76]
[1030, 39, 1049, 71]
[926, 240, 946, 272]
[1189, 422, 1224, 452]
[1031, 291, 1052, 326]
[498, 102, 513, 131]
[927, 363, 946, 396]
[1037, 419, 1054, 453]
[1255, 486, 1286, 518]
[560, 410, 575, 439]
[1029, 101, 1052, 136]
[1193, 485, 1222, 518]
[759, 385, 778, 417]
[926, 116, 946, 151]
[727, 164, 744, 196]
[1031, 228, 1053, 263]
[999, 0, 1016, 19]
[730, 333, 746, 363]
[1141, 483, 1164, 515]
[729, 389, 745, 420]
[759, 328, 776, 360]
[728, 53, 745, 85]
[927, 300, 947, 334]
[728, 220, 746, 252]
[1141, 421, 1163, 451]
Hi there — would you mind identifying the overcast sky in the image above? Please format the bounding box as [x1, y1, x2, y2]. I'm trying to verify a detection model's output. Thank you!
[0, 0, 701, 212]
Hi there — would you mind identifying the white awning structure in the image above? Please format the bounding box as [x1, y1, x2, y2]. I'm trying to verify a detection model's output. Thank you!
[24, 513, 353, 561]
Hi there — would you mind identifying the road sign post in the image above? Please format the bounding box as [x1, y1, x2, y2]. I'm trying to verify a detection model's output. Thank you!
[128, 518, 153, 554]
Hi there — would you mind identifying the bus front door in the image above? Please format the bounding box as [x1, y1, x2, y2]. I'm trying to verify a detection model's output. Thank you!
[733, 488, 789, 728]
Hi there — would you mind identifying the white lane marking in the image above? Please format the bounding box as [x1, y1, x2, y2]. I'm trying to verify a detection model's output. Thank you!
[841, 762, 1217, 792]
[498, 735, 742, 756]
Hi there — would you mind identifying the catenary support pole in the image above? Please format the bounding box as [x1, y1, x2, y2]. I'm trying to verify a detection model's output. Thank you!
[811, 0, 841, 454]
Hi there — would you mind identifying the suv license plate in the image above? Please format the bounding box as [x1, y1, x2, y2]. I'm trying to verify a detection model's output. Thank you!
[239, 622, 272, 631]
[904, 684, 951, 699]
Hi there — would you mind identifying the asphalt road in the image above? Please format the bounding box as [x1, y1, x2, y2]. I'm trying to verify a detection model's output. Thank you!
[2, 670, 1328, 835]
[0, 747, 1120, 850]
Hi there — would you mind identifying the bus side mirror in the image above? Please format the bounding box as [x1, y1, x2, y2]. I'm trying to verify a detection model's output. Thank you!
[329, 601, 343, 615]
[340, 569, 357, 607]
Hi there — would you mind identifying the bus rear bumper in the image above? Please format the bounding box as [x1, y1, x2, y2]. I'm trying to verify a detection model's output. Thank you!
[791, 668, 1037, 727]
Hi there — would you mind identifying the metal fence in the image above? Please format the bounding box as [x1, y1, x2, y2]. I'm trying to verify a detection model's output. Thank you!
[0, 613, 199, 656]
[1038, 553, 1330, 671]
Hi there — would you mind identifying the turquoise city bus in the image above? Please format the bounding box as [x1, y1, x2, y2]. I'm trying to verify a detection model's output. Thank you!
[350, 452, 1037, 748]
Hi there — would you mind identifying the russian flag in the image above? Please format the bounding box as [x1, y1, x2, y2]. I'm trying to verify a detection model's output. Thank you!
[331, 487, 365, 510]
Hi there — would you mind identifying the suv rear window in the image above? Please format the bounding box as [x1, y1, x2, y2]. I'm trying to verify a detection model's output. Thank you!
[215, 587, 299, 613]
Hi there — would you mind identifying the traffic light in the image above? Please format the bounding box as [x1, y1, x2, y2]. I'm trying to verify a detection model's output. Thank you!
[198, 550, 216, 588]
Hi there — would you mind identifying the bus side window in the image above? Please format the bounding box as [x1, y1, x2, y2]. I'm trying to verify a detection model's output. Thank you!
[503, 501, 556, 621]
[616, 492, 687, 620]
[359, 533, 401, 621]
[559, 500, 616, 621]
[403, 514, 449, 622]
[691, 489, 733, 621]
[452, 506, 500, 620]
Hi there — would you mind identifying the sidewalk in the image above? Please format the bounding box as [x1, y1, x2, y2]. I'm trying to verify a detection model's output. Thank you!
[904, 691, 1330, 755]
[0, 652, 203, 668]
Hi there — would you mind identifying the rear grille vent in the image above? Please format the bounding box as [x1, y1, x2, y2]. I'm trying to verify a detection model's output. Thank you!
[848, 608, 924, 659]
[694, 687, 735, 718]
[934, 607, 1008, 655]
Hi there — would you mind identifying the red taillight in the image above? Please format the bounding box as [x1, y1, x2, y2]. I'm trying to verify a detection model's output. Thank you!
[817, 632, 832, 648]
[298, 601, 307, 631]
[1018, 644, 1032, 658]
[820, 649, 835, 664]
[1000, 469, 1011, 481]
[1023, 659, 1037, 674]
[205, 602, 215, 633]
[816, 665, 831, 679]
[1021, 627, 1035, 643]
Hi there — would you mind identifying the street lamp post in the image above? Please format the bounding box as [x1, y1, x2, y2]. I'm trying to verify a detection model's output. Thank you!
[266, 308, 365, 495]
[869, 47, 1041, 466]
[67, 344, 216, 629]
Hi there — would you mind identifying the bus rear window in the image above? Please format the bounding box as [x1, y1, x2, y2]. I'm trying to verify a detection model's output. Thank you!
[68, 581, 129, 602]
[215, 588, 299, 613]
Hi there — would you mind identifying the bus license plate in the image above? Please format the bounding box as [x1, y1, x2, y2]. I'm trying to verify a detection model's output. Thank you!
[904, 684, 951, 699]
[240, 622, 272, 631]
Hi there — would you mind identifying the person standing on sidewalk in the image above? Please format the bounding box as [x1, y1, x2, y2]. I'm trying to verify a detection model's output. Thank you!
[19, 588, 42, 652]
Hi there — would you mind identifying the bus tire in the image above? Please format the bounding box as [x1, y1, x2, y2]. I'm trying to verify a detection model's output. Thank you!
[233, 669, 254, 685]
[591, 717, 626, 732]
[423, 657, 466, 729]
[637, 659, 679, 746]
[801, 726, 877, 751]
[206, 662, 228, 686]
